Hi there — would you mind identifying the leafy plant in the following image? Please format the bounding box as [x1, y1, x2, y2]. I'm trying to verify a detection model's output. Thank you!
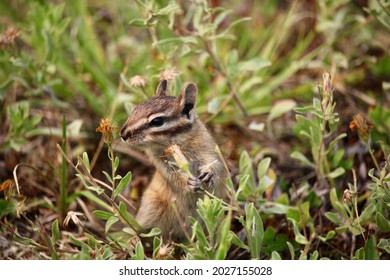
[292, 73, 347, 188]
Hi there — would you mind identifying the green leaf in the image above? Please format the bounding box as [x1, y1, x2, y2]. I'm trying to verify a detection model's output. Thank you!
[327, 167, 345, 179]
[105, 216, 119, 233]
[335, 225, 348, 234]
[230, 231, 249, 250]
[329, 188, 348, 218]
[267, 99, 297, 123]
[271, 251, 282, 260]
[152, 237, 162, 259]
[376, 211, 390, 232]
[286, 208, 301, 224]
[365, 235, 379, 260]
[310, 250, 319, 260]
[79, 190, 111, 211]
[257, 175, 274, 195]
[155, 2, 180, 16]
[213, 9, 233, 27]
[359, 203, 376, 225]
[153, 36, 197, 47]
[288, 218, 308, 245]
[325, 212, 343, 225]
[140, 227, 161, 238]
[82, 152, 90, 172]
[93, 210, 113, 220]
[275, 193, 289, 205]
[236, 174, 250, 199]
[239, 76, 264, 93]
[129, 18, 148, 27]
[377, 239, 390, 254]
[69, 234, 90, 249]
[354, 247, 365, 260]
[114, 171, 132, 198]
[239, 151, 255, 188]
[215, 213, 232, 260]
[119, 201, 144, 232]
[291, 151, 315, 168]
[237, 57, 271, 72]
[114, 156, 119, 172]
[245, 203, 264, 259]
[325, 230, 335, 240]
[257, 157, 271, 179]
[328, 133, 347, 151]
[133, 241, 145, 260]
[191, 220, 208, 254]
[51, 219, 60, 245]
[287, 241, 295, 260]
[102, 171, 113, 184]
[102, 247, 113, 259]
[85, 232, 101, 248]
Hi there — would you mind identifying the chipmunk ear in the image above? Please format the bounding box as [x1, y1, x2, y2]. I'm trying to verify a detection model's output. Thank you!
[155, 79, 168, 96]
[179, 82, 198, 119]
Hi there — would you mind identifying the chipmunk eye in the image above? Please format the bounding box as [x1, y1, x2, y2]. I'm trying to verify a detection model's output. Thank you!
[149, 117, 164, 127]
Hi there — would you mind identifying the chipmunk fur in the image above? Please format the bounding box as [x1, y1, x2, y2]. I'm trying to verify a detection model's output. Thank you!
[120, 80, 228, 240]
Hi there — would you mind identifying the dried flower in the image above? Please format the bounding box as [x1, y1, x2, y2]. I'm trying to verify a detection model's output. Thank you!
[156, 243, 174, 260]
[0, 27, 20, 47]
[343, 189, 352, 204]
[63, 211, 84, 227]
[159, 67, 178, 81]
[349, 114, 370, 142]
[96, 118, 119, 144]
[165, 144, 191, 175]
[322, 72, 332, 94]
[0, 179, 12, 192]
[129, 75, 147, 87]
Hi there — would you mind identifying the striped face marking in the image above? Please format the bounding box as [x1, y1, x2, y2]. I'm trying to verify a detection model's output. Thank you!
[120, 96, 193, 144]
[120, 81, 198, 146]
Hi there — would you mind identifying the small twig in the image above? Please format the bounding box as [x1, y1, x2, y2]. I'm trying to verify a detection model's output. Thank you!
[350, 234, 356, 260]
[13, 163, 52, 195]
[366, 143, 381, 173]
[352, 169, 366, 242]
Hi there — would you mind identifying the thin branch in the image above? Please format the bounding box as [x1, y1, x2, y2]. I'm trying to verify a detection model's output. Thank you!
[352, 169, 366, 242]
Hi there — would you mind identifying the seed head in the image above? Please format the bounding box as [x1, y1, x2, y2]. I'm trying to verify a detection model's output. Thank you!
[322, 72, 332, 94]
[0, 27, 21, 47]
[63, 211, 84, 227]
[349, 114, 370, 143]
[343, 189, 352, 204]
[129, 75, 147, 87]
[156, 243, 174, 260]
[96, 118, 119, 144]
[159, 67, 178, 81]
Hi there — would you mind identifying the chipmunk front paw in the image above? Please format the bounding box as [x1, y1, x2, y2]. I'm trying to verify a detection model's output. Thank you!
[187, 172, 214, 193]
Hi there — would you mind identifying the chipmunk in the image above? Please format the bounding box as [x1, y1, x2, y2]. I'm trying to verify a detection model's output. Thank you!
[120, 79, 228, 240]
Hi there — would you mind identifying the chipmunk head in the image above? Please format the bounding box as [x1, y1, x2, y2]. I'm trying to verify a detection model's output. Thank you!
[120, 80, 198, 149]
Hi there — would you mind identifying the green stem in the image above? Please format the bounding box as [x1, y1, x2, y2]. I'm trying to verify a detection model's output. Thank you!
[109, 145, 116, 200]
[366, 143, 381, 173]
[60, 116, 67, 221]
[317, 110, 336, 189]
